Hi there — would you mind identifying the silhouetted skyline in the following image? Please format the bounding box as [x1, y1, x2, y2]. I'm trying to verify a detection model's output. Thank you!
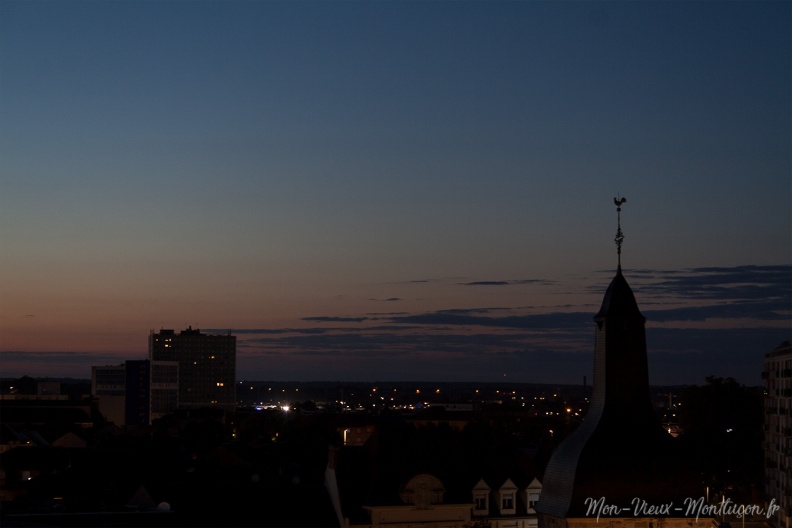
[1, 1, 789, 385]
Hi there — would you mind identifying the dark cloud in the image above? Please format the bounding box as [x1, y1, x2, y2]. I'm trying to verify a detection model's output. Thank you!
[643, 300, 790, 323]
[386, 311, 592, 330]
[369, 297, 402, 302]
[436, 306, 536, 315]
[0, 351, 122, 364]
[213, 325, 428, 339]
[634, 264, 790, 299]
[212, 328, 341, 336]
[302, 316, 369, 323]
[240, 329, 590, 358]
[460, 279, 556, 286]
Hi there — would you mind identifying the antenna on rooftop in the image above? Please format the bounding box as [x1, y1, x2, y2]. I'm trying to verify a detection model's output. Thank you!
[613, 195, 626, 270]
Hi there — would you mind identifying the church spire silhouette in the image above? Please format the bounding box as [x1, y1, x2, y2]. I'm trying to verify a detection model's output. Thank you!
[536, 197, 702, 526]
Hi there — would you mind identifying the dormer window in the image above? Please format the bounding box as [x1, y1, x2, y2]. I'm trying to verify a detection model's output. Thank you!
[472, 478, 491, 517]
[497, 478, 518, 515]
[524, 477, 542, 515]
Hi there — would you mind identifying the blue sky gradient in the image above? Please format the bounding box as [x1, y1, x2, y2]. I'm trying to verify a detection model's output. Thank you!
[1, 1, 789, 384]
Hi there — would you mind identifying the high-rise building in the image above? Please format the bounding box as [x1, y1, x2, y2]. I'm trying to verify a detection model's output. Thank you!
[149, 327, 236, 411]
[764, 340, 791, 528]
[536, 199, 710, 528]
[91, 359, 178, 427]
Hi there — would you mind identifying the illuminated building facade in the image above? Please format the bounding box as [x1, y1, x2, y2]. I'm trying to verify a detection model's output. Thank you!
[149, 327, 236, 411]
[764, 340, 791, 528]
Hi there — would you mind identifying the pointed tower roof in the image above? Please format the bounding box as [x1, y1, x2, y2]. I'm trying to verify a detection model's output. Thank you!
[594, 267, 643, 321]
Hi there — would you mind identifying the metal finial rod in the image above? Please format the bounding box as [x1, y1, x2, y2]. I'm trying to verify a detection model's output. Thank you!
[613, 196, 626, 269]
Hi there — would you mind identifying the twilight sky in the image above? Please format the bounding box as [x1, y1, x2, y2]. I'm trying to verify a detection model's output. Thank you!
[1, 0, 790, 386]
